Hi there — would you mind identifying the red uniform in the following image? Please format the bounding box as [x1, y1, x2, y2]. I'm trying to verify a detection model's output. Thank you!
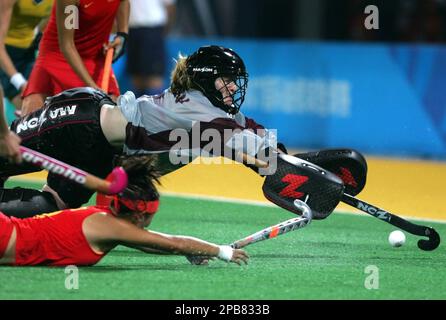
[0, 213, 14, 259]
[23, 0, 121, 97]
[0, 206, 112, 266]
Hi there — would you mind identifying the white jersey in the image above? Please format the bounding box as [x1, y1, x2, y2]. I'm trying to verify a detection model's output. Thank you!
[118, 89, 277, 174]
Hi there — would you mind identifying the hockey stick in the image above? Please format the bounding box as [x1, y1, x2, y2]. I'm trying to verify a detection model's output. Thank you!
[239, 151, 269, 168]
[231, 199, 313, 249]
[101, 48, 114, 92]
[245, 152, 440, 251]
[20, 146, 128, 195]
[341, 194, 440, 251]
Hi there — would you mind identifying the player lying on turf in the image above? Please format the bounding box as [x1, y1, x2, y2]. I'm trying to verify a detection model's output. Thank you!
[0, 45, 367, 218]
[0, 45, 282, 216]
[0, 154, 248, 266]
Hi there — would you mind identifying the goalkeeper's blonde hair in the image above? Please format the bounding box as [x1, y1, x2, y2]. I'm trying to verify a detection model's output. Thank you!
[170, 54, 196, 96]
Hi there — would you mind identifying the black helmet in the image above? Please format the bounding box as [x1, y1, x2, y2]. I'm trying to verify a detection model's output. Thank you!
[186, 45, 248, 114]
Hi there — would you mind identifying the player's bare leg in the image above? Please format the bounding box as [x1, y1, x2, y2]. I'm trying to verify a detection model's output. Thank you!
[11, 94, 22, 111]
[21, 93, 47, 116]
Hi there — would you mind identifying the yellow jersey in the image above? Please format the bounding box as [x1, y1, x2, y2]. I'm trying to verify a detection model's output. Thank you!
[5, 0, 53, 49]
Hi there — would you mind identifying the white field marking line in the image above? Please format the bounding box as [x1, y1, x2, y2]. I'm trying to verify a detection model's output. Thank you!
[6, 178, 446, 224]
[161, 191, 446, 224]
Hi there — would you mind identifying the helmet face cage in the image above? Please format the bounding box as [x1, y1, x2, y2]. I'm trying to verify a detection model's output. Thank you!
[213, 73, 248, 115]
[187, 46, 248, 115]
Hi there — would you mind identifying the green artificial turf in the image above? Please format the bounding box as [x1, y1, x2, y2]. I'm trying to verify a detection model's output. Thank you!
[1, 180, 445, 299]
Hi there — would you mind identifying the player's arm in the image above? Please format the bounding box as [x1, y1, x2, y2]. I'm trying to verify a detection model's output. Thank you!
[104, 0, 129, 62]
[0, 87, 21, 163]
[199, 117, 282, 173]
[116, 0, 129, 34]
[116, 213, 170, 254]
[121, 212, 207, 257]
[0, 0, 27, 92]
[56, 0, 100, 89]
[88, 213, 248, 265]
[0, 0, 17, 77]
[37, 17, 50, 33]
[243, 115, 287, 153]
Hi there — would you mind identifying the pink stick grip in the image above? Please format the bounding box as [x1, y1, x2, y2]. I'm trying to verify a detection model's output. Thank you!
[107, 167, 128, 194]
